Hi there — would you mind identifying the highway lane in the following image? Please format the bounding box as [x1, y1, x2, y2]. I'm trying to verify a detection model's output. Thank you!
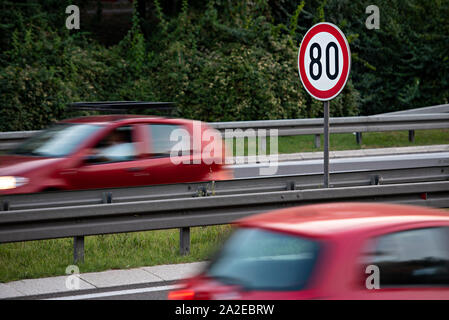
[9, 282, 179, 300]
[87, 290, 169, 300]
[48, 152, 449, 301]
[231, 152, 449, 178]
[4, 151, 448, 300]
[59, 286, 173, 300]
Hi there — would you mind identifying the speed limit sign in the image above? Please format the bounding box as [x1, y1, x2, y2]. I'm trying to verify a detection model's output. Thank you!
[298, 22, 351, 101]
[297, 22, 351, 188]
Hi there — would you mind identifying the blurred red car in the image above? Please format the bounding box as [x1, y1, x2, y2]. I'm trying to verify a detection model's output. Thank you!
[0, 115, 232, 194]
[169, 202, 449, 300]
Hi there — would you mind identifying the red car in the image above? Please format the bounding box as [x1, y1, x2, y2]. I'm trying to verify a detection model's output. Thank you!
[169, 202, 449, 300]
[0, 115, 232, 194]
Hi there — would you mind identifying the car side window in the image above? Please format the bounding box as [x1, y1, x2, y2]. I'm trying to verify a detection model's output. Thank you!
[361, 227, 449, 287]
[147, 124, 190, 158]
[88, 125, 136, 164]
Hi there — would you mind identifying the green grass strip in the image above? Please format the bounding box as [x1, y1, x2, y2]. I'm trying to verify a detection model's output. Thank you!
[0, 225, 233, 283]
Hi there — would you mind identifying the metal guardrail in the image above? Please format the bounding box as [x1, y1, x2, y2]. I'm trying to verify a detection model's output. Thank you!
[210, 114, 449, 136]
[378, 103, 449, 116]
[0, 163, 448, 262]
[0, 165, 448, 211]
[1, 181, 448, 242]
[211, 114, 449, 146]
[0, 181, 449, 261]
[1, 113, 449, 151]
[0, 104, 448, 263]
[0, 130, 39, 151]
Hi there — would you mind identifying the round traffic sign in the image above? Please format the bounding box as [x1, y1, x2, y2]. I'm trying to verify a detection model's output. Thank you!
[298, 22, 351, 101]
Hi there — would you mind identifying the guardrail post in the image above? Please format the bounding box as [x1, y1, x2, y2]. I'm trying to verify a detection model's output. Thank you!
[370, 175, 382, 185]
[72, 191, 113, 264]
[288, 181, 295, 190]
[314, 134, 321, 148]
[179, 227, 190, 255]
[408, 130, 415, 143]
[1, 201, 9, 211]
[356, 132, 362, 145]
[102, 192, 113, 204]
[73, 236, 84, 264]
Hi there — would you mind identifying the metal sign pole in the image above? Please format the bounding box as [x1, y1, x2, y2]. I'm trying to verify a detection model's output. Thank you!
[323, 101, 330, 188]
[298, 23, 350, 188]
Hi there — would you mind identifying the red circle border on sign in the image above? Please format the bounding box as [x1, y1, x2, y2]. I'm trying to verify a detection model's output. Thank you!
[298, 23, 351, 101]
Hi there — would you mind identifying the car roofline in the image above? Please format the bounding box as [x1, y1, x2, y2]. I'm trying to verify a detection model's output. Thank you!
[235, 203, 449, 239]
[59, 115, 163, 124]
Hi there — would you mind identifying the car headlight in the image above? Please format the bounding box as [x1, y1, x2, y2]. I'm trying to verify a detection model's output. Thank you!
[0, 176, 29, 190]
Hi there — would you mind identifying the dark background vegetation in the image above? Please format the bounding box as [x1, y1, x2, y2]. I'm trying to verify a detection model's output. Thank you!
[0, 0, 448, 131]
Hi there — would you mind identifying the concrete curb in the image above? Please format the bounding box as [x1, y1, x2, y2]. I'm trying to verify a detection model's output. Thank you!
[0, 262, 207, 299]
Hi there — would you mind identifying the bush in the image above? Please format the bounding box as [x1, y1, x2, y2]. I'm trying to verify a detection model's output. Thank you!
[147, 1, 358, 121]
[0, 26, 129, 130]
[0, 0, 362, 131]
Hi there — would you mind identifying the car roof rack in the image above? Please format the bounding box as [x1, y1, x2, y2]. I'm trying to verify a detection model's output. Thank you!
[69, 101, 176, 113]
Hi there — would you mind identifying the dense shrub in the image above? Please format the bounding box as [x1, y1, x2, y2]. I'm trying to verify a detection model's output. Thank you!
[3, 0, 446, 130]
[141, 0, 358, 121]
[0, 26, 130, 131]
[310, 0, 449, 114]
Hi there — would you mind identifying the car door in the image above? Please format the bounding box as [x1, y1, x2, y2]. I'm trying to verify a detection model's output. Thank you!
[68, 124, 148, 189]
[345, 225, 449, 299]
[130, 122, 207, 185]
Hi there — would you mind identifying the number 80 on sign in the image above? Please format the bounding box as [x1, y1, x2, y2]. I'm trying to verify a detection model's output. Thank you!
[298, 22, 351, 101]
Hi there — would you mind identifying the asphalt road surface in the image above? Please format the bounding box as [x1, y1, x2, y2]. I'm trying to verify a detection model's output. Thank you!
[232, 152, 449, 178]
[11, 282, 179, 300]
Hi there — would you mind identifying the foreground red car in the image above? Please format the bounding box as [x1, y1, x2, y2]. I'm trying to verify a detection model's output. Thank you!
[169, 202, 449, 300]
[0, 115, 231, 194]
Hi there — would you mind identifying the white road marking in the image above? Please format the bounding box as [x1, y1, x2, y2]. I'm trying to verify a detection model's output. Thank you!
[45, 284, 181, 300]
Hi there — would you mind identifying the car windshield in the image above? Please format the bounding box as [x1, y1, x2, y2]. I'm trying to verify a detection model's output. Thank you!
[11, 123, 102, 157]
[206, 227, 321, 291]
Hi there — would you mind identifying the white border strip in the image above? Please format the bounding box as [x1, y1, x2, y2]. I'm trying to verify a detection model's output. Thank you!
[45, 284, 181, 300]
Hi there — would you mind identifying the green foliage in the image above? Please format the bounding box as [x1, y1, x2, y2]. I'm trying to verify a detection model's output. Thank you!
[118, 1, 147, 75]
[0, 0, 360, 131]
[322, 0, 449, 114]
[0, 225, 233, 282]
[289, 1, 305, 38]
[2, 0, 446, 130]
[0, 25, 138, 131]
[145, 0, 357, 121]
[0, 65, 68, 131]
